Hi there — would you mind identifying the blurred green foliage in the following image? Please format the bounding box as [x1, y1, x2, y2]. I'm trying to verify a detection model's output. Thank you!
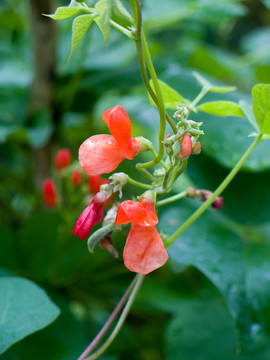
[1, 0, 270, 359]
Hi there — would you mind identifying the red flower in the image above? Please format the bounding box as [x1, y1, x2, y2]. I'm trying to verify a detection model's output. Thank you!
[71, 169, 82, 187]
[79, 106, 143, 176]
[73, 191, 107, 240]
[115, 197, 168, 275]
[88, 175, 109, 194]
[55, 149, 71, 171]
[180, 133, 192, 158]
[43, 179, 58, 207]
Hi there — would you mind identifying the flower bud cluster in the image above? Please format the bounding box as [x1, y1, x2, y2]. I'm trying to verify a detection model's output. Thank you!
[163, 110, 203, 161]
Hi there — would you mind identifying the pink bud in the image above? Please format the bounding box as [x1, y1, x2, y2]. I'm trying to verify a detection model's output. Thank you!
[54, 149, 71, 171]
[193, 141, 201, 155]
[73, 191, 108, 240]
[180, 134, 192, 158]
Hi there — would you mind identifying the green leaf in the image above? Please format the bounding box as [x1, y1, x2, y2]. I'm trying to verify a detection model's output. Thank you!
[0, 277, 60, 354]
[17, 212, 61, 281]
[262, 0, 270, 9]
[193, 72, 236, 93]
[95, 0, 112, 45]
[166, 297, 270, 360]
[252, 84, 270, 135]
[45, 1, 83, 20]
[159, 201, 270, 345]
[70, 14, 94, 57]
[197, 100, 245, 117]
[166, 298, 237, 360]
[239, 100, 259, 132]
[149, 79, 184, 109]
[113, 0, 133, 22]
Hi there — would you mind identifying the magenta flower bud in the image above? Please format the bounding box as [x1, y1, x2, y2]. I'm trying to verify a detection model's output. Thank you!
[196, 190, 224, 210]
[73, 191, 108, 240]
[212, 196, 224, 210]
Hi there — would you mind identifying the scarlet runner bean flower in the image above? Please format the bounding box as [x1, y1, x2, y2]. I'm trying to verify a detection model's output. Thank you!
[115, 194, 168, 275]
[43, 179, 58, 207]
[73, 191, 108, 240]
[88, 175, 109, 194]
[79, 105, 145, 176]
[54, 148, 71, 171]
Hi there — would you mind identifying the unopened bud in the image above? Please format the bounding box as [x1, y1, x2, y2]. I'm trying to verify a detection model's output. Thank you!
[71, 169, 82, 187]
[186, 187, 196, 198]
[54, 149, 71, 171]
[196, 189, 224, 210]
[180, 133, 192, 158]
[192, 141, 201, 155]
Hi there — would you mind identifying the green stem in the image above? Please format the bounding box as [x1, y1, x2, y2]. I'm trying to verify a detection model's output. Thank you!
[130, 1, 177, 135]
[127, 176, 154, 189]
[149, 144, 167, 169]
[189, 86, 209, 110]
[136, 165, 156, 181]
[164, 134, 262, 247]
[110, 20, 134, 39]
[157, 190, 188, 207]
[85, 274, 144, 360]
[139, 30, 166, 168]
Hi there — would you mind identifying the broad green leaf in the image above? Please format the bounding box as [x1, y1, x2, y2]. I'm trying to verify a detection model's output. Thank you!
[70, 15, 94, 57]
[166, 298, 270, 360]
[197, 100, 245, 117]
[149, 79, 184, 109]
[160, 202, 270, 345]
[252, 84, 270, 135]
[166, 299, 237, 360]
[0, 277, 60, 354]
[113, 0, 133, 22]
[95, 0, 112, 45]
[160, 204, 245, 325]
[239, 100, 259, 132]
[199, 111, 270, 170]
[193, 72, 236, 93]
[45, 1, 83, 20]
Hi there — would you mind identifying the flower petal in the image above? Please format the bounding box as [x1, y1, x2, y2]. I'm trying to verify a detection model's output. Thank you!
[116, 199, 158, 227]
[79, 134, 125, 176]
[123, 224, 168, 275]
[102, 106, 138, 160]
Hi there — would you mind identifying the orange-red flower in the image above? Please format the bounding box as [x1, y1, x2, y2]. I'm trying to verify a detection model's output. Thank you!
[43, 179, 58, 207]
[79, 106, 143, 176]
[115, 197, 168, 275]
[55, 148, 71, 171]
